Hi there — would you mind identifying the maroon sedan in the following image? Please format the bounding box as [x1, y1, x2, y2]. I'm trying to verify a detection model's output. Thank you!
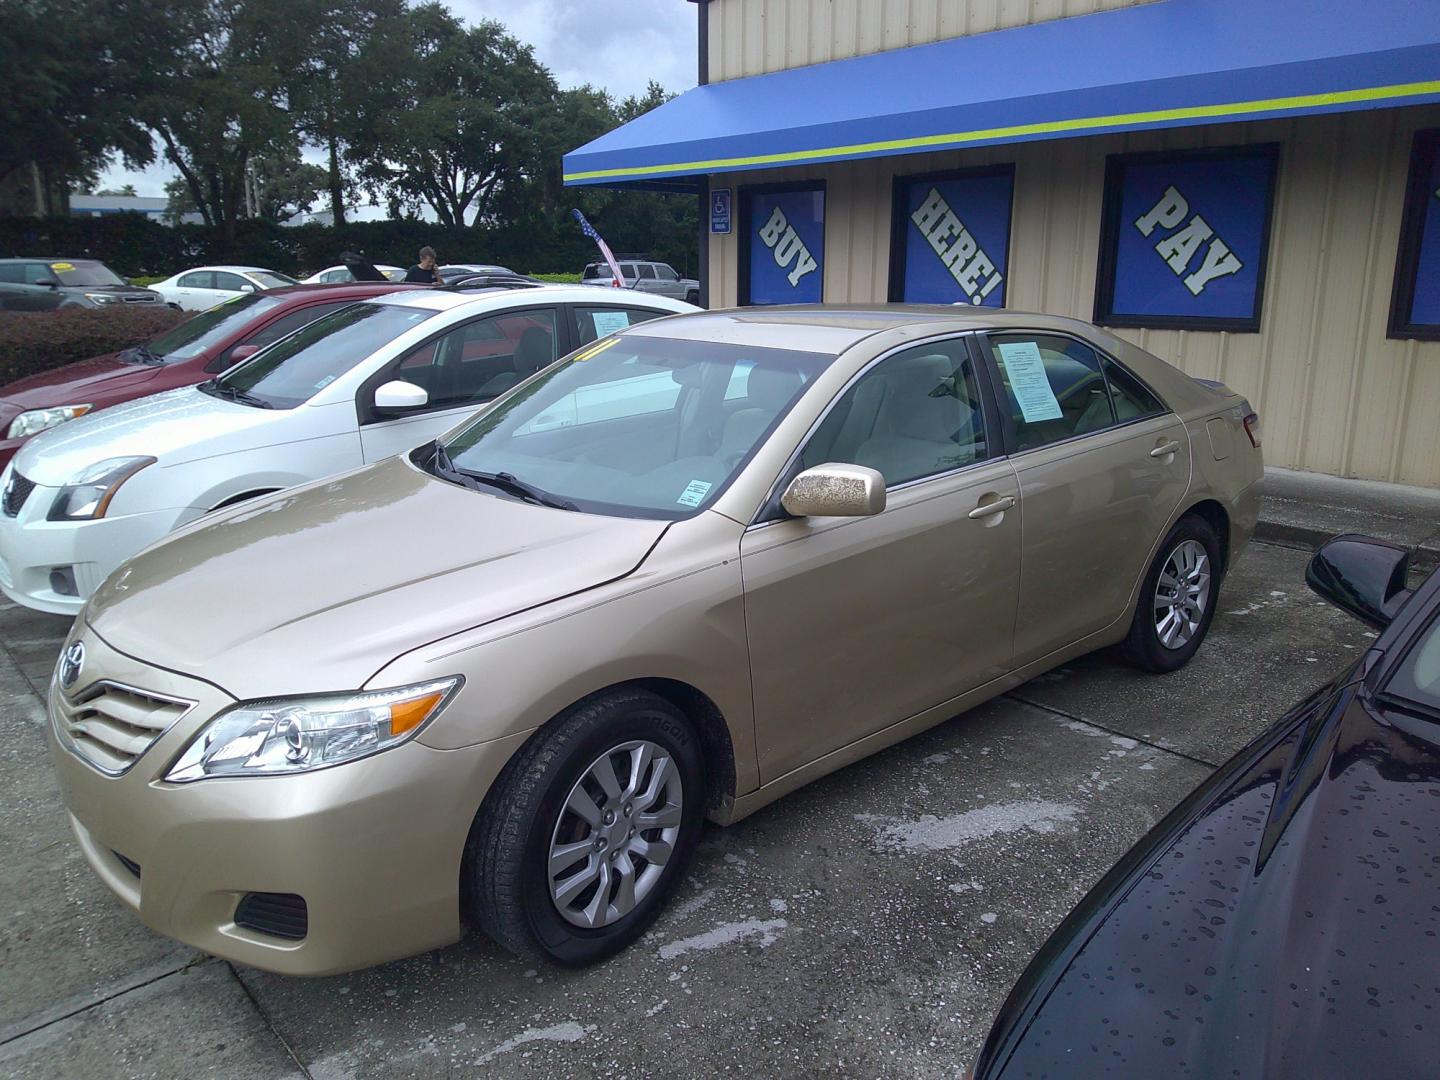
[0, 282, 419, 469]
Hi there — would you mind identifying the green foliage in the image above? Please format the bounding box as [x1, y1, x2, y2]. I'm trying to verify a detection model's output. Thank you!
[532, 273, 581, 284]
[0, 306, 190, 383]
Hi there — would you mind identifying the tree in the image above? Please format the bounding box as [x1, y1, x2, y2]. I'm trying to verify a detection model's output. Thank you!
[94, 184, 139, 197]
[346, 6, 557, 226]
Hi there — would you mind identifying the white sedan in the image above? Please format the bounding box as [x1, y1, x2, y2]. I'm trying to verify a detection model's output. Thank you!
[0, 285, 697, 613]
[302, 264, 406, 284]
[150, 265, 300, 311]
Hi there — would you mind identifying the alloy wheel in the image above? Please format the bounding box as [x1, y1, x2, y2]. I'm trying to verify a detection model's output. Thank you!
[1153, 539, 1211, 650]
[547, 740, 683, 929]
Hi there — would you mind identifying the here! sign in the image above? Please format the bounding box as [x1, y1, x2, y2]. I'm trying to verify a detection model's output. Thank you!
[1097, 145, 1279, 331]
[892, 168, 1013, 305]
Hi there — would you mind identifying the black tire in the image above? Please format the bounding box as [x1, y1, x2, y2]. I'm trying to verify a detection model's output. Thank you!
[1119, 514, 1223, 673]
[465, 688, 705, 966]
[685, 288, 700, 306]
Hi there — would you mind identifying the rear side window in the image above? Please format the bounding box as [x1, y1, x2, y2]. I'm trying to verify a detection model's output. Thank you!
[0, 265, 25, 283]
[1103, 357, 1166, 421]
[572, 306, 665, 345]
[983, 334, 1116, 451]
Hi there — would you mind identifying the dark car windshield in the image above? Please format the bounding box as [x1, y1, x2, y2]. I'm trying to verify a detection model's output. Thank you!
[50, 260, 126, 287]
[439, 334, 833, 519]
[1389, 608, 1440, 716]
[147, 294, 284, 361]
[215, 302, 438, 408]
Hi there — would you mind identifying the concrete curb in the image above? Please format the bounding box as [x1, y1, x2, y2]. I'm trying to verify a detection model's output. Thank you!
[1254, 519, 1440, 574]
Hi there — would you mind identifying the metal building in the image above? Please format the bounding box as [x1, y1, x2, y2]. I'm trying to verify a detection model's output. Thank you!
[565, 0, 1440, 486]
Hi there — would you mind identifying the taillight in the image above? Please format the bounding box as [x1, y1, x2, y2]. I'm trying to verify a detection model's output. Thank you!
[1243, 411, 1262, 448]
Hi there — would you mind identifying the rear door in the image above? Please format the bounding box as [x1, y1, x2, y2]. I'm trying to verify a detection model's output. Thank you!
[357, 305, 563, 462]
[975, 330, 1189, 666]
[741, 335, 1021, 782]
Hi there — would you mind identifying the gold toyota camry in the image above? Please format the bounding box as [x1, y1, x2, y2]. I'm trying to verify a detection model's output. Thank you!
[47, 306, 1262, 973]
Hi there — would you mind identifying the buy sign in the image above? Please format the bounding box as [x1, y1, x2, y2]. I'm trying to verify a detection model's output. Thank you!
[757, 206, 820, 287]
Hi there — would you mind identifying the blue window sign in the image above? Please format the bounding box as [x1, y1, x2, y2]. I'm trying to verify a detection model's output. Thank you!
[740, 183, 825, 305]
[889, 166, 1014, 305]
[1389, 129, 1440, 340]
[1096, 145, 1279, 332]
[710, 188, 731, 235]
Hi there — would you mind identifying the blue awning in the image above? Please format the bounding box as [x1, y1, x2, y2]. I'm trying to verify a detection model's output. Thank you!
[564, 0, 1440, 189]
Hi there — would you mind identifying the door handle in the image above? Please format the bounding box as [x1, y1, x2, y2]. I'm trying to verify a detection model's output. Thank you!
[1149, 440, 1181, 458]
[968, 495, 1016, 520]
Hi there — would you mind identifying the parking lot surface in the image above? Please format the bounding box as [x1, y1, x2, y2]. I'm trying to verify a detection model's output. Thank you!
[0, 540, 1376, 1079]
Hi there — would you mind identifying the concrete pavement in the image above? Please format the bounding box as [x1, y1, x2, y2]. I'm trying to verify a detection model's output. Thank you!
[0, 541, 1378, 1079]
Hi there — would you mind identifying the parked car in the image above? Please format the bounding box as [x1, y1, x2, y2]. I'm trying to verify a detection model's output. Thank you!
[0, 286, 695, 613]
[40, 307, 1259, 975]
[302, 264, 406, 284]
[0, 258, 162, 311]
[582, 259, 700, 304]
[0, 282, 417, 471]
[972, 532, 1438, 1079]
[437, 263, 517, 285]
[149, 266, 300, 311]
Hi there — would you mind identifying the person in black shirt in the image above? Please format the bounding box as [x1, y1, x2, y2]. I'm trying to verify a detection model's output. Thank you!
[404, 246, 440, 284]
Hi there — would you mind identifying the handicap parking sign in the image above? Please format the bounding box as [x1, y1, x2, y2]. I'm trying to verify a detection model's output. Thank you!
[710, 188, 731, 235]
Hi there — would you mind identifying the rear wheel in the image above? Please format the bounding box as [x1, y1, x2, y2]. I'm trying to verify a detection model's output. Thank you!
[1119, 515, 1221, 673]
[465, 689, 704, 965]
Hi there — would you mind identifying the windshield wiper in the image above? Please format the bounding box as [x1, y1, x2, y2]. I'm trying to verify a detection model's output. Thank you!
[201, 379, 274, 409]
[426, 442, 576, 511]
[120, 343, 165, 366]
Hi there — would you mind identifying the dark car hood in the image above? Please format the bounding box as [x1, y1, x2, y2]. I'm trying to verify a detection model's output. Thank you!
[0, 351, 163, 409]
[984, 680, 1440, 1078]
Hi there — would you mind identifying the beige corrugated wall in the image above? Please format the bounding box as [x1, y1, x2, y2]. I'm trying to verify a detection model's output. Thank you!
[705, 105, 1440, 486]
[708, 0, 1154, 80]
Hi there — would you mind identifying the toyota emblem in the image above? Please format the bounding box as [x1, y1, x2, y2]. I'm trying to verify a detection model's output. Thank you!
[58, 641, 85, 690]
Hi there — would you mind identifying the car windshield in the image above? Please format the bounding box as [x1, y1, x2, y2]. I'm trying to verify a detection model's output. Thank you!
[50, 261, 126, 286]
[1389, 603, 1440, 716]
[438, 334, 834, 519]
[215, 302, 438, 409]
[249, 271, 298, 289]
[146, 294, 283, 361]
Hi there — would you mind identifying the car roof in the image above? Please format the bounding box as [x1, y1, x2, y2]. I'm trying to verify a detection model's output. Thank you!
[258, 282, 423, 303]
[360, 283, 694, 314]
[180, 265, 277, 274]
[626, 304, 1121, 351]
[0, 256, 109, 264]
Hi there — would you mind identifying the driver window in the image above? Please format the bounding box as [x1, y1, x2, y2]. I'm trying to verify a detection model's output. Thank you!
[387, 308, 559, 412]
[984, 333, 1113, 450]
[215, 272, 250, 292]
[800, 339, 988, 487]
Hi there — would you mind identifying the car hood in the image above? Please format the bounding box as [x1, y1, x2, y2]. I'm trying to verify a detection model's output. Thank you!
[985, 683, 1439, 1078]
[11, 385, 286, 484]
[0, 351, 162, 411]
[85, 456, 669, 698]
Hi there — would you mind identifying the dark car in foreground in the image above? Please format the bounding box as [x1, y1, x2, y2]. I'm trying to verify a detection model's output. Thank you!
[974, 533, 1439, 1079]
[0, 258, 161, 311]
[0, 281, 416, 468]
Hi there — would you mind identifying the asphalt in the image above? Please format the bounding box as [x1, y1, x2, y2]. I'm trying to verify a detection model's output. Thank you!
[0, 537, 1381, 1080]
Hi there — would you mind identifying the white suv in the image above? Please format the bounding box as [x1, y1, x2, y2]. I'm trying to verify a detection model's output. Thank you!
[0, 285, 696, 613]
[582, 260, 700, 305]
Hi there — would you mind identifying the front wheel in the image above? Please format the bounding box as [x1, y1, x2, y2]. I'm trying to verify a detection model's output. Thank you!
[1119, 515, 1222, 673]
[465, 689, 705, 965]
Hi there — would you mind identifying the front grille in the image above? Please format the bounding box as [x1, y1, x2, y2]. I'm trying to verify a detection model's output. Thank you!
[3, 472, 35, 516]
[234, 892, 308, 940]
[54, 681, 195, 775]
[121, 294, 157, 304]
[113, 851, 142, 879]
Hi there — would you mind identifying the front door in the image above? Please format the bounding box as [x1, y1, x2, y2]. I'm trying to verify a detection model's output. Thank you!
[976, 331, 1191, 666]
[358, 306, 562, 462]
[741, 337, 1021, 783]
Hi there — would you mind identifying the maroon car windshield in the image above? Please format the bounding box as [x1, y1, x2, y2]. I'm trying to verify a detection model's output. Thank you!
[148, 294, 284, 362]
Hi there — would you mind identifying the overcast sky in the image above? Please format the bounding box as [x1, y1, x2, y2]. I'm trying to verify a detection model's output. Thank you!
[98, 0, 698, 198]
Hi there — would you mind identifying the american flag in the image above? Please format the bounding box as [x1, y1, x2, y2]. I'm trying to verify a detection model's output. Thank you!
[572, 209, 625, 288]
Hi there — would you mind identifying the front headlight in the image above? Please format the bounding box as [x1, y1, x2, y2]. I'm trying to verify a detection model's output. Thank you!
[84, 292, 118, 305]
[8, 404, 93, 440]
[47, 455, 156, 521]
[165, 678, 462, 782]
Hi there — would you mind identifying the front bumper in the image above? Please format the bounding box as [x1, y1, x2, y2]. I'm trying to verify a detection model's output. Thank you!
[0, 476, 180, 614]
[46, 626, 527, 976]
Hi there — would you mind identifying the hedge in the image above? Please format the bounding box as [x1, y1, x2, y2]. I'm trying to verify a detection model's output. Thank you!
[0, 306, 191, 386]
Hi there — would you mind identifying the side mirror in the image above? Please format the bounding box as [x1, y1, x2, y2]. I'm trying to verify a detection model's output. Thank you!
[781, 463, 886, 519]
[1305, 534, 1412, 631]
[239, 283, 257, 293]
[226, 344, 260, 365]
[373, 379, 428, 413]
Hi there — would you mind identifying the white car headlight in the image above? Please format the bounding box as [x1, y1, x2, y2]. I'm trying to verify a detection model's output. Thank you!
[165, 678, 461, 782]
[8, 404, 93, 440]
[47, 456, 156, 521]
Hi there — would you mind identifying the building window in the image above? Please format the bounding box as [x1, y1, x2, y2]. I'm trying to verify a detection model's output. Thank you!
[1389, 128, 1440, 341]
[739, 182, 825, 305]
[889, 165, 1014, 306]
[1095, 145, 1279, 333]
